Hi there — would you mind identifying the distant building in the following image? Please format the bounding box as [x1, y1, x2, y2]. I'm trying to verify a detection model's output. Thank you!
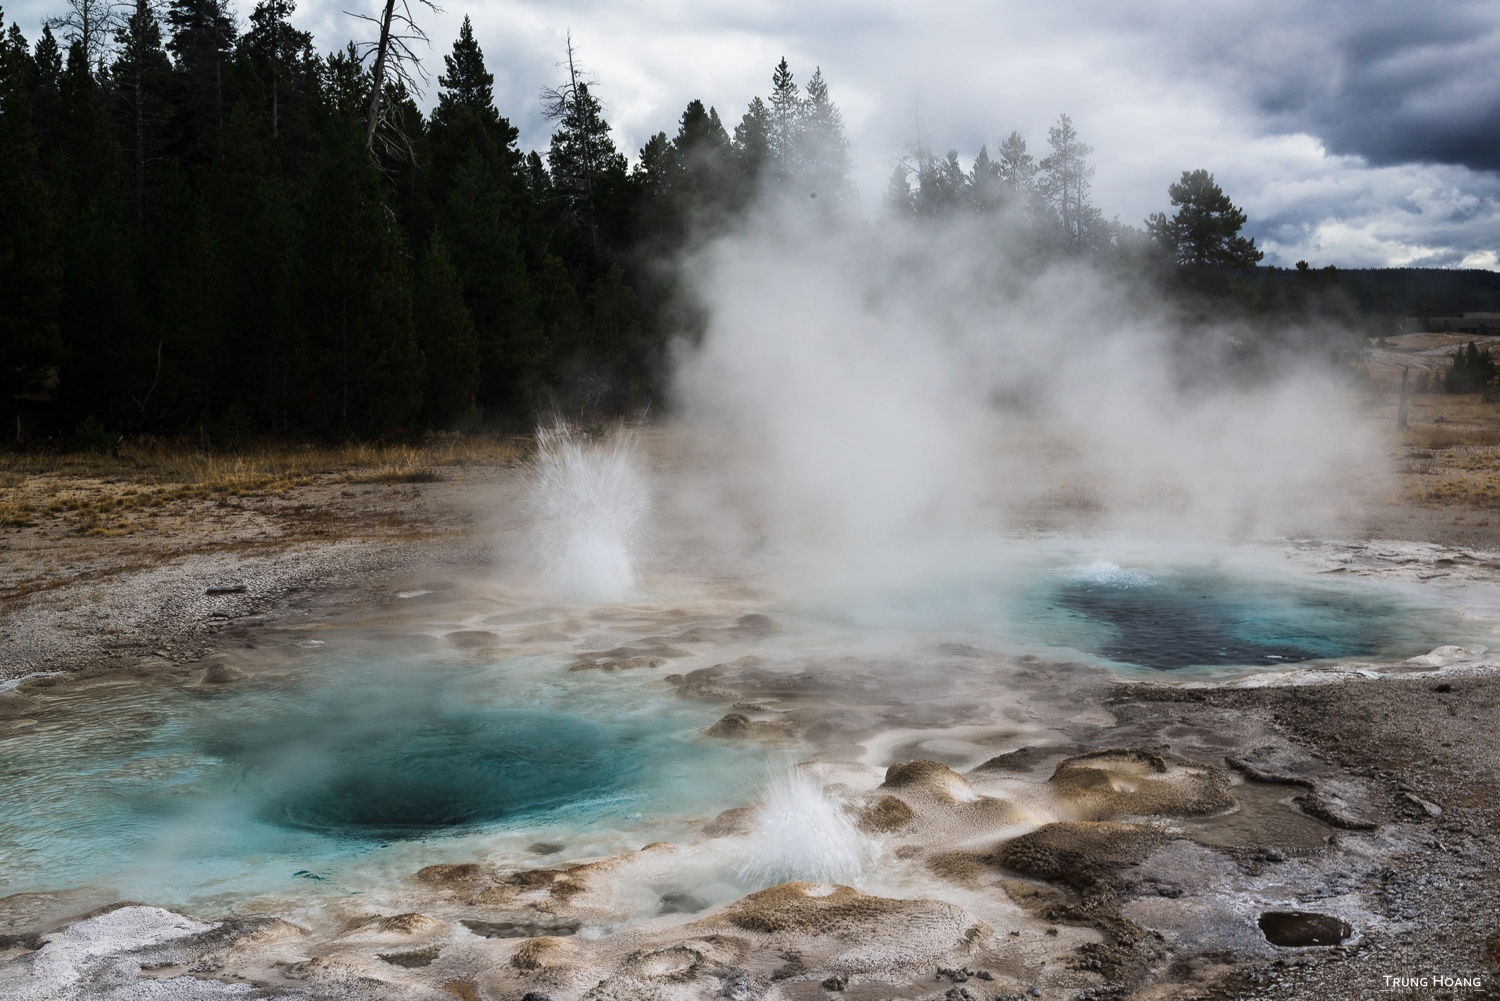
[1401, 312, 1500, 335]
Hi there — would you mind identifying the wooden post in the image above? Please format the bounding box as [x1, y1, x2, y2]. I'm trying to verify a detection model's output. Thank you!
[1398, 366, 1410, 430]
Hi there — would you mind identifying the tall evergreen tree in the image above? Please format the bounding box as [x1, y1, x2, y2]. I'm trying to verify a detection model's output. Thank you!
[731, 95, 772, 190]
[110, 0, 171, 223]
[1039, 113, 1096, 252]
[970, 144, 1003, 213]
[429, 15, 520, 184]
[0, 15, 65, 421]
[299, 124, 423, 434]
[240, 0, 312, 141]
[165, 0, 236, 158]
[1145, 168, 1263, 268]
[767, 56, 800, 171]
[797, 67, 850, 200]
[413, 231, 479, 427]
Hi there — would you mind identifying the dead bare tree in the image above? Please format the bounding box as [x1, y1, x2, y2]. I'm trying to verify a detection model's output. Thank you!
[48, 0, 119, 69]
[540, 33, 609, 252]
[348, 0, 438, 156]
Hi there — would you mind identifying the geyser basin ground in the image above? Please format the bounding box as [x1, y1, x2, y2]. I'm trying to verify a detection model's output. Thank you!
[4, 488, 1500, 1000]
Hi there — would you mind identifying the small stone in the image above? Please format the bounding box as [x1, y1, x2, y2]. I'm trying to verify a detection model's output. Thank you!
[201, 663, 246, 684]
[821, 973, 848, 992]
[1401, 792, 1442, 818]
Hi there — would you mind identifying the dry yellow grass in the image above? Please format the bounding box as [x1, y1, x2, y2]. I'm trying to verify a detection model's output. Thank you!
[0, 435, 528, 535]
[1396, 392, 1500, 510]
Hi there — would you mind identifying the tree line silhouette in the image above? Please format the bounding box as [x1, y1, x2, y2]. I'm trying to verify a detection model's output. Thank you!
[0, 0, 1402, 445]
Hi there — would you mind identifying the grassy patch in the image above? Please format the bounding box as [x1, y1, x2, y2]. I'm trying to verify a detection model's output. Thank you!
[0, 435, 524, 534]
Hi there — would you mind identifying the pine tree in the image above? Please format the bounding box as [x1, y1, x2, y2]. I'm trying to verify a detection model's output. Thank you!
[1039, 114, 1096, 252]
[299, 125, 423, 435]
[883, 162, 914, 218]
[970, 145, 1003, 213]
[767, 56, 800, 172]
[435, 15, 489, 114]
[241, 0, 312, 141]
[429, 16, 520, 185]
[165, 0, 236, 158]
[0, 16, 64, 419]
[732, 95, 772, 190]
[110, 0, 171, 223]
[797, 67, 850, 200]
[414, 231, 479, 427]
[1145, 169, 1263, 268]
[545, 78, 625, 252]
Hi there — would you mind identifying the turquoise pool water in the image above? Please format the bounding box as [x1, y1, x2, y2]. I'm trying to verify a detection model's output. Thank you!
[0, 654, 767, 908]
[798, 544, 1472, 674]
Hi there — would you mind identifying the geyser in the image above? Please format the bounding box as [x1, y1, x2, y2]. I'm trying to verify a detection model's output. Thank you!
[739, 769, 866, 888]
[236, 708, 645, 839]
[532, 425, 650, 603]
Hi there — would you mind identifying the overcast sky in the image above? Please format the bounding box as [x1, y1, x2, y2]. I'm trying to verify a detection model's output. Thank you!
[8, 0, 1500, 268]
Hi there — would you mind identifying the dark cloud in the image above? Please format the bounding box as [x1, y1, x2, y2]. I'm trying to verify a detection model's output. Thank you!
[1246, 5, 1500, 173]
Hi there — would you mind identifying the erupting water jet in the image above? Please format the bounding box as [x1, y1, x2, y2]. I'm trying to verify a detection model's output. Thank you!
[531, 425, 650, 604]
[739, 769, 867, 889]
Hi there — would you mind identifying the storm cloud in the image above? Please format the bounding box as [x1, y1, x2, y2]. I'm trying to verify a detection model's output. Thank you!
[6, 0, 1497, 268]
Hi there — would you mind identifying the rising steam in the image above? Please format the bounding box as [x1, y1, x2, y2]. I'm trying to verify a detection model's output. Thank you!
[670, 203, 1387, 593]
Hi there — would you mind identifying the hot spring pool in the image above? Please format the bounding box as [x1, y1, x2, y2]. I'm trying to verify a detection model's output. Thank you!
[0, 654, 770, 908]
[1046, 562, 1409, 670]
[796, 544, 1476, 674]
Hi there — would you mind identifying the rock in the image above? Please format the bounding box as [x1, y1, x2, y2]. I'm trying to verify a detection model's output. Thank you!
[732, 614, 779, 636]
[528, 841, 565, 855]
[461, 918, 581, 939]
[200, 663, 246, 684]
[204, 585, 246, 595]
[716, 882, 982, 950]
[880, 760, 976, 801]
[1258, 911, 1352, 947]
[1293, 793, 1377, 830]
[377, 945, 439, 967]
[706, 713, 753, 737]
[822, 973, 848, 991]
[702, 806, 757, 837]
[1400, 792, 1443, 818]
[705, 714, 794, 740]
[415, 862, 485, 888]
[371, 912, 442, 935]
[659, 892, 708, 914]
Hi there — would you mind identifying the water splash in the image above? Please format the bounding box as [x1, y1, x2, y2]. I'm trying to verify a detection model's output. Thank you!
[532, 425, 650, 604]
[739, 769, 866, 888]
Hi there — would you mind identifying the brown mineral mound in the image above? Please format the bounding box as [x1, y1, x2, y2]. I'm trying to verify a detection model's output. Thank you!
[878, 759, 1027, 832]
[1049, 748, 1234, 820]
[992, 821, 1170, 889]
[716, 882, 980, 943]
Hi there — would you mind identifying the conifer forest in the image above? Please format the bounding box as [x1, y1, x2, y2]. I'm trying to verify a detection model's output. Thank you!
[3, 0, 1497, 445]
